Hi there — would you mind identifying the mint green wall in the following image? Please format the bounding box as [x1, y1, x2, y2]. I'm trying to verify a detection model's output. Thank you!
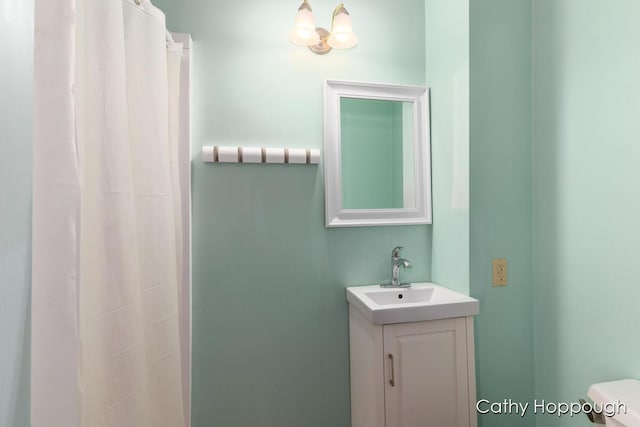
[154, 0, 431, 425]
[469, 0, 535, 425]
[533, 1, 640, 425]
[426, 0, 470, 294]
[340, 98, 404, 209]
[0, 0, 32, 425]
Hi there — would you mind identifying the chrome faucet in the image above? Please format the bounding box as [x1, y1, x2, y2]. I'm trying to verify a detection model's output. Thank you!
[381, 246, 413, 288]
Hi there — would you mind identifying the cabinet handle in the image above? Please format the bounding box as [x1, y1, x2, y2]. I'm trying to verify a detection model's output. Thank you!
[388, 354, 395, 387]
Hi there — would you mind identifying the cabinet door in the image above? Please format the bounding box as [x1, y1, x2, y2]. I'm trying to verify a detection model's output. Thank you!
[383, 318, 470, 427]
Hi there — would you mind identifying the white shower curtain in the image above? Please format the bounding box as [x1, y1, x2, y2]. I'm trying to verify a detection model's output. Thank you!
[32, 0, 187, 426]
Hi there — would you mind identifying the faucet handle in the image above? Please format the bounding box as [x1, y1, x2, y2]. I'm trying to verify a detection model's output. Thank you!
[391, 246, 403, 258]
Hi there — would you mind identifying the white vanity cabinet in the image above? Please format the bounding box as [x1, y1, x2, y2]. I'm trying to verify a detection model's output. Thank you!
[349, 305, 478, 427]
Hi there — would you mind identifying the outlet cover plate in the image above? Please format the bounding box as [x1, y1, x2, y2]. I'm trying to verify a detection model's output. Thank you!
[492, 258, 508, 287]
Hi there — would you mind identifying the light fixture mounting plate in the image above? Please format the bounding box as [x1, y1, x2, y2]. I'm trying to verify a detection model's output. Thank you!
[308, 27, 331, 55]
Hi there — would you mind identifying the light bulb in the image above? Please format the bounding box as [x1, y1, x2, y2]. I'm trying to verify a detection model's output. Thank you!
[327, 5, 358, 49]
[288, 1, 320, 46]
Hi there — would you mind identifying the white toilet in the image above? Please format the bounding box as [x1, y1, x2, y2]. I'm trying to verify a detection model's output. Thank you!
[588, 379, 640, 426]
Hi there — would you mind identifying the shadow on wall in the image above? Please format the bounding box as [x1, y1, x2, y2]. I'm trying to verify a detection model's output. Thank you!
[12, 275, 31, 427]
[1, 0, 33, 425]
[533, 0, 563, 404]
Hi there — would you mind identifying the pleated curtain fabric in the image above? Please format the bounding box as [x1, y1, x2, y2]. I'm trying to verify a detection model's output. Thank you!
[32, 0, 186, 426]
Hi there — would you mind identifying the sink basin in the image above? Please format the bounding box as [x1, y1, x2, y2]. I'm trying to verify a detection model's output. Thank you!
[365, 287, 435, 305]
[346, 282, 479, 325]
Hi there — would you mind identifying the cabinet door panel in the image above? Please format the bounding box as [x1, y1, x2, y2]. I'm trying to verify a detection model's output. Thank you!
[383, 318, 469, 427]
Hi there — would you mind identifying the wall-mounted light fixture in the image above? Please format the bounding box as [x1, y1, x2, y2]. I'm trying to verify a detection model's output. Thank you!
[288, 1, 358, 55]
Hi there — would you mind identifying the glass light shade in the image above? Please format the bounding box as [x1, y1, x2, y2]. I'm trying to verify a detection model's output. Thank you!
[288, 6, 320, 46]
[327, 10, 358, 49]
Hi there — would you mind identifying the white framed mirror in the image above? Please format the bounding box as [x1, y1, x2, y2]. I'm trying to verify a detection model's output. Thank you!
[323, 80, 432, 227]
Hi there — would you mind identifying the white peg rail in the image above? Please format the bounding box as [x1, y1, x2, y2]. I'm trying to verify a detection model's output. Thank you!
[202, 146, 320, 165]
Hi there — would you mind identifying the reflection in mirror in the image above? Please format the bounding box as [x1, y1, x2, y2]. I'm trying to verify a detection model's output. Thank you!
[323, 80, 431, 227]
[340, 98, 415, 209]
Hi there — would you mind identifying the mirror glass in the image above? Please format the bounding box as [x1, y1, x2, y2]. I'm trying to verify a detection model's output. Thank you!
[340, 98, 415, 209]
[323, 80, 431, 227]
